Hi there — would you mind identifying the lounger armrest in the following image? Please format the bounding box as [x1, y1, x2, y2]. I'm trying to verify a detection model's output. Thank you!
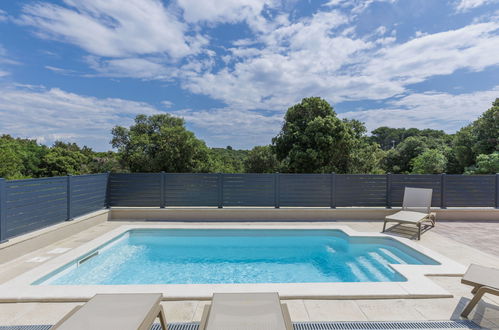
[198, 304, 211, 330]
[281, 303, 293, 330]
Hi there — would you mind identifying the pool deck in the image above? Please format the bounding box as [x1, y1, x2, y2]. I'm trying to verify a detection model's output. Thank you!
[1, 219, 499, 329]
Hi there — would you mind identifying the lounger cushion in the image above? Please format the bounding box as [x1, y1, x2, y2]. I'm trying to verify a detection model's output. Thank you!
[54, 293, 162, 330]
[205, 292, 288, 330]
[385, 210, 428, 224]
[462, 264, 499, 289]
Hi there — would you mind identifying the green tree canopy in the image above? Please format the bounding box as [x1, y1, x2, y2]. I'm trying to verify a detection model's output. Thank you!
[244, 145, 279, 173]
[272, 97, 383, 173]
[111, 114, 210, 172]
[466, 152, 499, 174]
[411, 149, 447, 174]
[452, 99, 499, 172]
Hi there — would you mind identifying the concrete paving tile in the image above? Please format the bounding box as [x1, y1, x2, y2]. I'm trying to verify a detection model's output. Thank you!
[0, 303, 37, 325]
[411, 297, 464, 320]
[192, 301, 210, 322]
[161, 301, 198, 322]
[355, 299, 426, 321]
[282, 300, 310, 321]
[304, 300, 367, 321]
[16, 302, 82, 325]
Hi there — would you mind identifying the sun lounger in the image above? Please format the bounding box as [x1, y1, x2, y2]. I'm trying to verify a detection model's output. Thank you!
[382, 187, 436, 240]
[460, 264, 499, 317]
[51, 293, 167, 330]
[199, 292, 293, 330]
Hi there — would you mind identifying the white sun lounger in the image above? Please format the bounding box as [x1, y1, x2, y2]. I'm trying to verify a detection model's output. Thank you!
[51, 293, 167, 330]
[382, 187, 436, 240]
[460, 264, 499, 317]
[199, 292, 293, 330]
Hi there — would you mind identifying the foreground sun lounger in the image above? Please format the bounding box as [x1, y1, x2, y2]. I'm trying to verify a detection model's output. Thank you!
[382, 187, 436, 240]
[199, 292, 293, 330]
[460, 264, 499, 317]
[51, 293, 167, 330]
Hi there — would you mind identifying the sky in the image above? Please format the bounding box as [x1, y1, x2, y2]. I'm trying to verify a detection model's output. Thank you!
[0, 0, 498, 151]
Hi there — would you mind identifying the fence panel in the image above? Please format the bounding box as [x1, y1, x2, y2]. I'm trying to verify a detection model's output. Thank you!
[223, 174, 275, 206]
[445, 175, 495, 207]
[109, 173, 160, 207]
[390, 174, 442, 207]
[279, 174, 331, 207]
[165, 173, 219, 206]
[4, 177, 67, 238]
[336, 175, 387, 207]
[71, 174, 108, 217]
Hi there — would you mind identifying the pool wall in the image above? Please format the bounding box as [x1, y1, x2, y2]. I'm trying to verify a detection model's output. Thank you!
[0, 223, 466, 302]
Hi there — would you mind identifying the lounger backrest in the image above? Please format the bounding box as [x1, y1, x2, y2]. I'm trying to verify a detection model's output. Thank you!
[402, 187, 432, 213]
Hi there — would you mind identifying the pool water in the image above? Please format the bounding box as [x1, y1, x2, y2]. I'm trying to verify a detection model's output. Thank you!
[35, 229, 439, 285]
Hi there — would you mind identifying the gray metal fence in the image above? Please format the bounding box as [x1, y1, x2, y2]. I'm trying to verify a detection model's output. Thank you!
[107, 173, 499, 210]
[0, 173, 108, 241]
[1, 173, 498, 242]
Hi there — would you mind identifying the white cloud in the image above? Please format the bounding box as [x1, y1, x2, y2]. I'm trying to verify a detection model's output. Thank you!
[18, 0, 194, 59]
[181, 16, 499, 113]
[0, 9, 7, 22]
[364, 22, 499, 85]
[341, 87, 499, 133]
[173, 107, 283, 148]
[324, 0, 397, 14]
[455, 0, 499, 12]
[0, 85, 162, 150]
[177, 0, 273, 24]
[84, 56, 177, 80]
[161, 101, 174, 108]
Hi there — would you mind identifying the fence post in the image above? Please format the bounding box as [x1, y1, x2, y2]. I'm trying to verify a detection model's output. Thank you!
[218, 173, 223, 208]
[440, 173, 447, 209]
[386, 173, 392, 209]
[0, 178, 7, 243]
[66, 175, 73, 221]
[160, 171, 166, 208]
[495, 173, 499, 209]
[105, 172, 111, 209]
[274, 173, 280, 208]
[330, 173, 336, 209]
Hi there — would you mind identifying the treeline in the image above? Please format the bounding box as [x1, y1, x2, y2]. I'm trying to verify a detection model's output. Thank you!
[0, 97, 497, 180]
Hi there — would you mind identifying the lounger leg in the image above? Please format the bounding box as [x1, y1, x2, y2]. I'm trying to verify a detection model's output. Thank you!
[382, 220, 387, 232]
[471, 285, 482, 294]
[417, 223, 421, 240]
[158, 305, 168, 330]
[461, 287, 488, 317]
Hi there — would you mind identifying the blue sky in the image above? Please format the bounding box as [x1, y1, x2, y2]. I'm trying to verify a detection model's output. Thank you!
[0, 0, 498, 151]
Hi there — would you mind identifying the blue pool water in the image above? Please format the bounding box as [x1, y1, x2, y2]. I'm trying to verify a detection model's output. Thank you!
[35, 229, 439, 285]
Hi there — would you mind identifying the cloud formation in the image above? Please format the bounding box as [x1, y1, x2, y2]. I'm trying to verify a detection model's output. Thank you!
[0, 85, 162, 150]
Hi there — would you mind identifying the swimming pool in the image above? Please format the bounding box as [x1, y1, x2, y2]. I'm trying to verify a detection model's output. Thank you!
[35, 229, 439, 285]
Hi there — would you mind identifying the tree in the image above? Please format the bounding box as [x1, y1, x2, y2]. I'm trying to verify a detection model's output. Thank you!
[370, 127, 447, 150]
[411, 149, 447, 174]
[111, 114, 210, 172]
[0, 138, 24, 179]
[244, 146, 279, 173]
[472, 99, 499, 155]
[208, 147, 249, 173]
[452, 99, 499, 172]
[466, 152, 499, 174]
[272, 97, 382, 173]
[40, 144, 89, 176]
[383, 136, 430, 173]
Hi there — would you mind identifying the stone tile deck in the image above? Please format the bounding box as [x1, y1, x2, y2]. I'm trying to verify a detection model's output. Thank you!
[1, 219, 499, 329]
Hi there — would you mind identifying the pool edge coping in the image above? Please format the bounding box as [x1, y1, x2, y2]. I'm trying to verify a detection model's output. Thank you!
[0, 223, 466, 302]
